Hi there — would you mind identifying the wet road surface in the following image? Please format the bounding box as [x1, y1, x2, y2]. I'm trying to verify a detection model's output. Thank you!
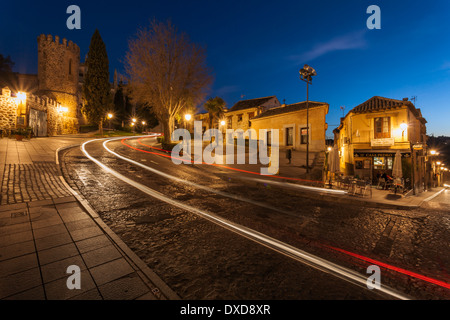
[60, 136, 450, 300]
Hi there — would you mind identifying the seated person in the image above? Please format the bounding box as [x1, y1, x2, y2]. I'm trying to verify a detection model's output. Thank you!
[380, 172, 393, 189]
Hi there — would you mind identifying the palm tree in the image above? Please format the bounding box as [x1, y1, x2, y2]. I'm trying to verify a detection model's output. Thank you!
[204, 97, 226, 130]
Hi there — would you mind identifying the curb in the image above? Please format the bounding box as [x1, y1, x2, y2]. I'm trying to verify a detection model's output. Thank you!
[229, 174, 421, 210]
[55, 144, 180, 300]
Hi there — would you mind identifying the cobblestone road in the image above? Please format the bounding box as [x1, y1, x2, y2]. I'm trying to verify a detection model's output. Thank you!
[60, 139, 450, 300]
[1, 162, 71, 205]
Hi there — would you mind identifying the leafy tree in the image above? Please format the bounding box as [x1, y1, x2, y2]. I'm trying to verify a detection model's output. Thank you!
[204, 97, 226, 129]
[124, 20, 213, 141]
[82, 29, 110, 136]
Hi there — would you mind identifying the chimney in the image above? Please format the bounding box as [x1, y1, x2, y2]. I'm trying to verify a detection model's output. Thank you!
[403, 98, 409, 101]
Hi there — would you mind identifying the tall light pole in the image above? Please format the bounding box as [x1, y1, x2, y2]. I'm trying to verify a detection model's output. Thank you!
[107, 113, 113, 130]
[299, 64, 317, 173]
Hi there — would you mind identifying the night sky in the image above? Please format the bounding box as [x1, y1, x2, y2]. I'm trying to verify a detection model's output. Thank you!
[1, 0, 449, 137]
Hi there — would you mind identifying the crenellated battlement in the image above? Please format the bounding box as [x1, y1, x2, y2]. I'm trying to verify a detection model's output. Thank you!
[37, 34, 80, 55]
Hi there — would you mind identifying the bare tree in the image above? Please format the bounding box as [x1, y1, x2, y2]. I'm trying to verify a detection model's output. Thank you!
[124, 20, 213, 142]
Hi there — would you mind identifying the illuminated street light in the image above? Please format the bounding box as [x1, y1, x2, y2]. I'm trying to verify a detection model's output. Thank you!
[185, 114, 192, 121]
[220, 120, 226, 126]
[17, 91, 27, 102]
[107, 113, 114, 130]
[430, 150, 437, 155]
[299, 64, 317, 173]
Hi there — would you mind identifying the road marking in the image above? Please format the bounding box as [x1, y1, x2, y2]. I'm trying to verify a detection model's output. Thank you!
[81, 138, 411, 300]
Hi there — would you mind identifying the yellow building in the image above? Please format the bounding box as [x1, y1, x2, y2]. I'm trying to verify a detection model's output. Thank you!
[250, 101, 329, 152]
[333, 96, 428, 188]
[225, 96, 281, 131]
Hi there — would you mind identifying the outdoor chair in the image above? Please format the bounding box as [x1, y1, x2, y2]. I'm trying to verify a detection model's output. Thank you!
[377, 178, 386, 190]
[353, 180, 372, 198]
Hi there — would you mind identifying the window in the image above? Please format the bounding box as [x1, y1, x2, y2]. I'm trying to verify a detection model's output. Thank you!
[286, 127, 294, 146]
[237, 114, 243, 122]
[267, 130, 272, 146]
[69, 59, 72, 75]
[248, 112, 255, 119]
[374, 117, 391, 139]
[300, 127, 308, 144]
[227, 117, 232, 129]
[374, 157, 393, 170]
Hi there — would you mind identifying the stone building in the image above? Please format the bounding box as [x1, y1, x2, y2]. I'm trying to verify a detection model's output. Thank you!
[333, 96, 428, 191]
[250, 101, 329, 152]
[225, 96, 281, 131]
[0, 34, 82, 136]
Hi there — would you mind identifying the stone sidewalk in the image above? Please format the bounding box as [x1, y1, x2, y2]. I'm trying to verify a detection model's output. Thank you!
[0, 135, 179, 300]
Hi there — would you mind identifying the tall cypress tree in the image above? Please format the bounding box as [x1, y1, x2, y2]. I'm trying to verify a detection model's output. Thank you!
[82, 29, 110, 136]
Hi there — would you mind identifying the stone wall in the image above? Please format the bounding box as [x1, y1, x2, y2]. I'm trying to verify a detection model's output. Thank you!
[0, 87, 17, 132]
[37, 34, 80, 134]
[0, 86, 74, 136]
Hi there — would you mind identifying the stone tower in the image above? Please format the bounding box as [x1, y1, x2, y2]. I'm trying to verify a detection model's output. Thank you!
[37, 34, 80, 135]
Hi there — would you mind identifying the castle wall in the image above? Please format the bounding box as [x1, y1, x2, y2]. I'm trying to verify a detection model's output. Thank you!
[1, 35, 83, 136]
[0, 88, 17, 132]
[0, 86, 70, 136]
[37, 34, 81, 135]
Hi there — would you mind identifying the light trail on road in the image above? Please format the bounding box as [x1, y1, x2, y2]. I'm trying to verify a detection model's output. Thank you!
[81, 137, 411, 300]
[102, 136, 297, 216]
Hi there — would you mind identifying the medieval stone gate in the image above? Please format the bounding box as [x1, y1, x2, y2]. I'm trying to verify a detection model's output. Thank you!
[29, 108, 47, 137]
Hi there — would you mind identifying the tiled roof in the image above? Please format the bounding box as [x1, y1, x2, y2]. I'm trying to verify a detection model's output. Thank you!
[350, 96, 426, 123]
[251, 101, 328, 120]
[228, 96, 276, 112]
[351, 96, 409, 113]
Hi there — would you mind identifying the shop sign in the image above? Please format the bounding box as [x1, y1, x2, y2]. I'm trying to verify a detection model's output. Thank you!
[371, 138, 395, 147]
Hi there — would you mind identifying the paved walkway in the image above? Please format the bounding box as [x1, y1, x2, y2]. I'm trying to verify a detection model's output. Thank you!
[0, 135, 179, 300]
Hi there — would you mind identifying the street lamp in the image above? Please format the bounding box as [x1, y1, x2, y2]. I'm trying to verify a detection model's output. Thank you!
[220, 120, 226, 126]
[107, 113, 113, 130]
[299, 64, 317, 173]
[185, 114, 192, 132]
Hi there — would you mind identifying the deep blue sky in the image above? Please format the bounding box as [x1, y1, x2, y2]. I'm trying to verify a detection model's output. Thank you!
[1, 0, 449, 137]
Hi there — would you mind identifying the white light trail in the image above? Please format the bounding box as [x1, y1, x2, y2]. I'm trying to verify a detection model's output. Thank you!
[81, 138, 410, 300]
[102, 137, 294, 216]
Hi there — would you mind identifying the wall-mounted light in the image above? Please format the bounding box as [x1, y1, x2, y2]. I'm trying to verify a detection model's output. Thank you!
[400, 122, 408, 140]
[17, 91, 27, 102]
[58, 105, 69, 113]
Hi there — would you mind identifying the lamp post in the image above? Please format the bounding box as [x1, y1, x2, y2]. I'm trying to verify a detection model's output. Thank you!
[299, 64, 317, 173]
[132, 117, 137, 133]
[185, 114, 192, 133]
[107, 113, 113, 130]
